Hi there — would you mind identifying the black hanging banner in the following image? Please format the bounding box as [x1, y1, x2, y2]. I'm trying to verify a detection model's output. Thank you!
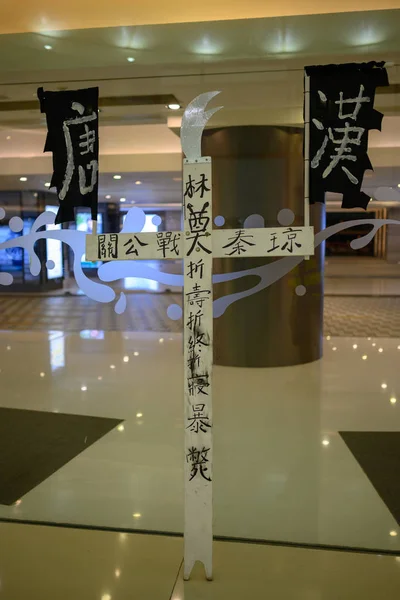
[305, 62, 389, 210]
[38, 87, 99, 225]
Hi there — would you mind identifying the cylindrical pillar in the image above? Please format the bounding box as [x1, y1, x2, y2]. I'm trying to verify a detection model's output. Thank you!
[202, 126, 324, 368]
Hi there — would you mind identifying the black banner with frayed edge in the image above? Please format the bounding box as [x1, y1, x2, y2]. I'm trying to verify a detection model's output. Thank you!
[38, 87, 99, 224]
[305, 62, 389, 210]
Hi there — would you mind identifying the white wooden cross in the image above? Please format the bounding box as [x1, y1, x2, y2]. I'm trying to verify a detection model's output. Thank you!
[86, 92, 314, 581]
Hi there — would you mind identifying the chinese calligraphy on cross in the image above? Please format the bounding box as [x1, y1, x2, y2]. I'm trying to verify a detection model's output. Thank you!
[186, 202, 212, 255]
[124, 235, 149, 257]
[157, 232, 180, 258]
[184, 173, 211, 199]
[222, 230, 255, 256]
[186, 447, 212, 481]
[187, 404, 211, 434]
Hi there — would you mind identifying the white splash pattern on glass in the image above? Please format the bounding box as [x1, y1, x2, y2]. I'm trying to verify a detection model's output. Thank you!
[0, 206, 399, 317]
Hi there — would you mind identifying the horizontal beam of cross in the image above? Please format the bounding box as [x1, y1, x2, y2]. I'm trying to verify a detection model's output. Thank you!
[85, 226, 314, 262]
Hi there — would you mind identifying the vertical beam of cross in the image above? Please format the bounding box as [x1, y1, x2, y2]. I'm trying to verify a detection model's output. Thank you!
[183, 157, 213, 581]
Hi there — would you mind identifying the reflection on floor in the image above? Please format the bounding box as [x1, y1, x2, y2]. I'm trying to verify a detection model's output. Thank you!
[1, 522, 399, 600]
[1, 293, 400, 336]
[0, 331, 399, 554]
[0, 294, 182, 333]
[325, 257, 400, 296]
[325, 257, 400, 279]
[324, 296, 400, 337]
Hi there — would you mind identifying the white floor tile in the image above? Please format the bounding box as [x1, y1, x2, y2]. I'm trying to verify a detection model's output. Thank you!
[0, 522, 182, 600]
[0, 331, 399, 552]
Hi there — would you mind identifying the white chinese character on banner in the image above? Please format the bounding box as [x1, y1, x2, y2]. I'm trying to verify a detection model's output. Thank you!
[311, 85, 371, 185]
[59, 101, 98, 200]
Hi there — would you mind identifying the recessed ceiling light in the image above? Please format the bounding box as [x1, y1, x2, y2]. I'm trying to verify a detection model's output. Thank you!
[362, 355, 368, 360]
[390, 397, 397, 404]
[135, 180, 142, 185]
[127, 57, 135, 63]
[381, 383, 388, 389]
[132, 513, 141, 518]
[40, 372, 45, 378]
[97, 376, 103, 381]
[134, 351, 139, 356]
[44, 45, 52, 50]
[332, 347, 337, 351]
[120, 197, 126, 203]
[378, 348, 383, 353]
[44, 182, 51, 187]
[19, 176, 27, 182]
[105, 195, 111, 199]
[390, 530, 398, 537]
[113, 175, 121, 180]
[352, 344, 358, 349]
[322, 439, 330, 446]
[115, 568, 121, 578]
[136, 412, 143, 418]
[81, 385, 87, 392]
[117, 424, 125, 432]
[159, 338, 164, 343]
[397, 184, 400, 188]
[167, 103, 181, 110]
[110, 364, 116, 370]
[6, 135, 11, 140]
[123, 355, 129, 362]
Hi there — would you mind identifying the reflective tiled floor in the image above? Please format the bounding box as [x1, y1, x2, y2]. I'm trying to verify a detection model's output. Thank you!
[177, 541, 400, 600]
[324, 256, 400, 295]
[0, 330, 399, 553]
[1, 522, 399, 600]
[2, 293, 400, 336]
[324, 296, 400, 336]
[0, 294, 182, 332]
[0, 522, 183, 600]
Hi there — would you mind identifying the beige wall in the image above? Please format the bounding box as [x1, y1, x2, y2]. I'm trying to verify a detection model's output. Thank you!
[0, 0, 398, 34]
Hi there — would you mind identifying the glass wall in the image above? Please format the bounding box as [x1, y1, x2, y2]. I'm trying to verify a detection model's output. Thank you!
[0, 9, 399, 556]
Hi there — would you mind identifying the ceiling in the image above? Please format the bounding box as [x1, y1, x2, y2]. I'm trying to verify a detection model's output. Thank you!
[0, 11, 399, 209]
[0, 11, 399, 80]
[1, 0, 398, 35]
